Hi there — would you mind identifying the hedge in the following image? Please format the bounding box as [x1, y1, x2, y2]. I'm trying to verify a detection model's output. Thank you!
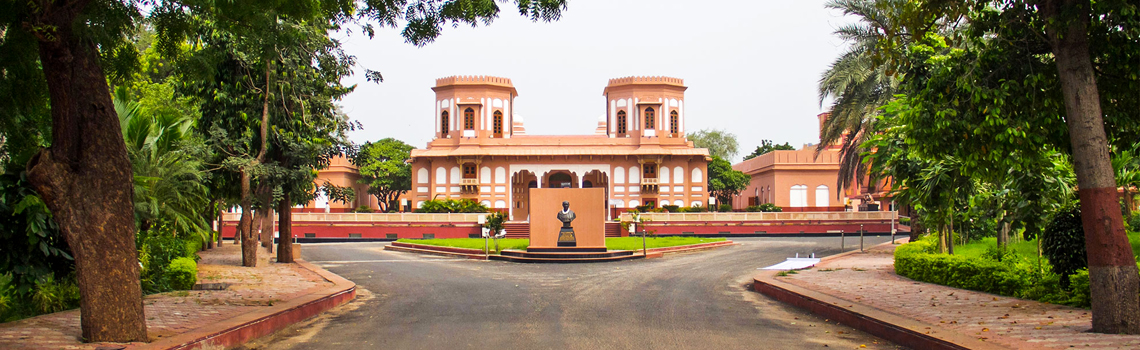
[894, 238, 1034, 298]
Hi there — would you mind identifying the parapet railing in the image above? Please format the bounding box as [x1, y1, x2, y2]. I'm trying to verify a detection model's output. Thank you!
[619, 211, 898, 222]
[222, 212, 486, 222]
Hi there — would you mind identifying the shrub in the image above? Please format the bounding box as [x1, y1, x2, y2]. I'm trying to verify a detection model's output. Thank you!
[1129, 212, 1140, 233]
[31, 274, 80, 314]
[635, 203, 656, 212]
[1042, 205, 1086, 287]
[352, 205, 374, 213]
[662, 205, 680, 213]
[717, 204, 732, 212]
[678, 205, 707, 213]
[167, 257, 198, 290]
[1066, 269, 1091, 308]
[758, 203, 782, 212]
[414, 199, 489, 213]
[895, 247, 1031, 297]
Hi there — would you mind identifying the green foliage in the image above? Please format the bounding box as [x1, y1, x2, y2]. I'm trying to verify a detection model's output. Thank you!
[688, 129, 739, 160]
[167, 257, 198, 291]
[1042, 205, 1086, 287]
[677, 205, 707, 213]
[353, 139, 414, 212]
[1067, 269, 1092, 308]
[31, 275, 80, 314]
[401, 238, 529, 253]
[353, 205, 375, 213]
[661, 205, 680, 213]
[320, 181, 356, 206]
[414, 199, 489, 213]
[0, 172, 74, 298]
[707, 156, 749, 208]
[895, 238, 1035, 297]
[746, 203, 782, 212]
[743, 140, 796, 160]
[138, 224, 199, 294]
[717, 204, 733, 212]
[484, 211, 507, 236]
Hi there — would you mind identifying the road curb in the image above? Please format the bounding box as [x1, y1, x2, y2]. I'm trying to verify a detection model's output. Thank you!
[751, 239, 1011, 350]
[139, 259, 357, 350]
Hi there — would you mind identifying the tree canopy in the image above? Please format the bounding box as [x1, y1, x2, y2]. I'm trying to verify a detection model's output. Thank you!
[688, 129, 739, 160]
[743, 140, 795, 160]
[354, 138, 414, 212]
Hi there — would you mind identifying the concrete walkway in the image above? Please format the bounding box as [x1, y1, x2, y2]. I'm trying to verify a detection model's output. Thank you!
[0, 244, 354, 350]
[756, 239, 1140, 350]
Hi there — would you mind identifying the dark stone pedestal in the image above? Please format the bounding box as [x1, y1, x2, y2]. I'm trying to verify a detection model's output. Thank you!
[557, 227, 576, 247]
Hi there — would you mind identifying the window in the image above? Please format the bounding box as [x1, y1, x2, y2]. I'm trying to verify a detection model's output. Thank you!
[643, 164, 657, 179]
[617, 110, 627, 136]
[644, 107, 655, 129]
[669, 111, 679, 136]
[816, 185, 830, 208]
[493, 111, 503, 137]
[463, 108, 475, 130]
[462, 164, 476, 179]
[440, 111, 449, 136]
[790, 185, 809, 207]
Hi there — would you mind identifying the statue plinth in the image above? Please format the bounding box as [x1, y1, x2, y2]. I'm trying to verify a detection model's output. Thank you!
[557, 227, 576, 247]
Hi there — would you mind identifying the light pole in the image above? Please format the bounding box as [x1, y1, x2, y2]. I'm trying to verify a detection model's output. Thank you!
[478, 214, 488, 257]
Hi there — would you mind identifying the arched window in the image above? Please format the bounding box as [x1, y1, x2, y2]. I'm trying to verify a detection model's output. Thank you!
[644, 107, 655, 129]
[493, 111, 504, 138]
[669, 111, 679, 136]
[463, 108, 475, 130]
[440, 111, 449, 136]
[790, 185, 809, 207]
[617, 110, 627, 136]
[816, 185, 830, 208]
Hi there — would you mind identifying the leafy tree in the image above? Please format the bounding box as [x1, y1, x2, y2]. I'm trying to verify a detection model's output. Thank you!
[320, 181, 357, 206]
[688, 129, 739, 160]
[353, 139, 414, 212]
[815, 0, 905, 192]
[875, 0, 1140, 333]
[706, 156, 749, 210]
[1, 0, 566, 341]
[743, 140, 795, 160]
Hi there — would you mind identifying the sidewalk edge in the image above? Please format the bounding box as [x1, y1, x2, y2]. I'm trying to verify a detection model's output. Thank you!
[141, 259, 357, 350]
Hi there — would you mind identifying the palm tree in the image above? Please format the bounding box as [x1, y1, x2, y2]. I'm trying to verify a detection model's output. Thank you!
[816, 0, 903, 192]
[114, 89, 211, 241]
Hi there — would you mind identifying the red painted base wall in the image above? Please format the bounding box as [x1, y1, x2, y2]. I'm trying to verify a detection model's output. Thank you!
[221, 221, 480, 239]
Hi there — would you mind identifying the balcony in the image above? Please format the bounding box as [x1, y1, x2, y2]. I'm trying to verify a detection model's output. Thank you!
[460, 178, 479, 194]
[640, 178, 659, 194]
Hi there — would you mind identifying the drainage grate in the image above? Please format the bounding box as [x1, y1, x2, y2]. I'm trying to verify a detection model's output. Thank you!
[304, 233, 316, 238]
[349, 233, 362, 238]
[386, 233, 397, 239]
[423, 233, 435, 239]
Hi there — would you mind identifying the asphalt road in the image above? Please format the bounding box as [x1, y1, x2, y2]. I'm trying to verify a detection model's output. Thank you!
[244, 236, 906, 350]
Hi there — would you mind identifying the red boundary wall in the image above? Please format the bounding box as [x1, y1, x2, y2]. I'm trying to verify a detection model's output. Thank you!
[636, 219, 900, 235]
[221, 221, 480, 239]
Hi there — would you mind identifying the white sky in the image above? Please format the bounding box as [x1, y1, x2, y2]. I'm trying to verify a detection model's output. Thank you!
[336, 0, 852, 163]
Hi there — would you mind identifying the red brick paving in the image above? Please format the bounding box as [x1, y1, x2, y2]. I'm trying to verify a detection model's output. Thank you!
[781, 240, 1140, 350]
[0, 244, 332, 349]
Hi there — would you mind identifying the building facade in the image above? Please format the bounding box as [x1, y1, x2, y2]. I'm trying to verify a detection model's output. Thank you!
[407, 75, 711, 221]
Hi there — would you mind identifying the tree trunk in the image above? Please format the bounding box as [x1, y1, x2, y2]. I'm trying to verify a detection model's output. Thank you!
[1042, 0, 1140, 334]
[239, 170, 257, 267]
[255, 184, 273, 251]
[277, 192, 295, 263]
[24, 0, 148, 342]
[999, 221, 1010, 249]
[947, 214, 955, 255]
[938, 225, 947, 254]
[217, 207, 225, 247]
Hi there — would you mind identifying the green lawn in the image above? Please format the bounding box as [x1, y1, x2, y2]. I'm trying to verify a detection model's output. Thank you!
[397, 236, 726, 253]
[953, 231, 1140, 259]
[604, 237, 726, 251]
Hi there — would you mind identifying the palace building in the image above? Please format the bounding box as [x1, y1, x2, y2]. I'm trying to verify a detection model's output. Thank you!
[407, 75, 711, 221]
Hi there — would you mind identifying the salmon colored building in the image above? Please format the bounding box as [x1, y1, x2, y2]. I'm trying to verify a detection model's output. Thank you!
[405, 75, 711, 221]
[731, 112, 893, 212]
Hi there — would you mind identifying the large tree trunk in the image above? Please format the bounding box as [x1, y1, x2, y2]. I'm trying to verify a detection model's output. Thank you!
[1042, 0, 1140, 334]
[277, 192, 295, 263]
[239, 170, 257, 267]
[24, 0, 148, 342]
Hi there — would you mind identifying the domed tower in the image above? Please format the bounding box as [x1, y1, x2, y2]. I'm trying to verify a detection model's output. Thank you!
[602, 76, 688, 144]
[432, 76, 518, 141]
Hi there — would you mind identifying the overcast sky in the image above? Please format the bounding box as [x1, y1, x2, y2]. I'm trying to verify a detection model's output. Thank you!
[336, 0, 852, 163]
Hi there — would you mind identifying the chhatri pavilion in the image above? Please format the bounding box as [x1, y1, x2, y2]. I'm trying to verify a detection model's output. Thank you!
[408, 75, 711, 221]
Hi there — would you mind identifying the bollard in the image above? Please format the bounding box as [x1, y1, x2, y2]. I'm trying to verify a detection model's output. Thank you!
[860, 224, 865, 252]
[840, 230, 845, 253]
[891, 216, 897, 244]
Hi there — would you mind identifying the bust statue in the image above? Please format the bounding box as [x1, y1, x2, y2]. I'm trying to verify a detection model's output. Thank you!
[557, 201, 576, 228]
[556, 201, 577, 246]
